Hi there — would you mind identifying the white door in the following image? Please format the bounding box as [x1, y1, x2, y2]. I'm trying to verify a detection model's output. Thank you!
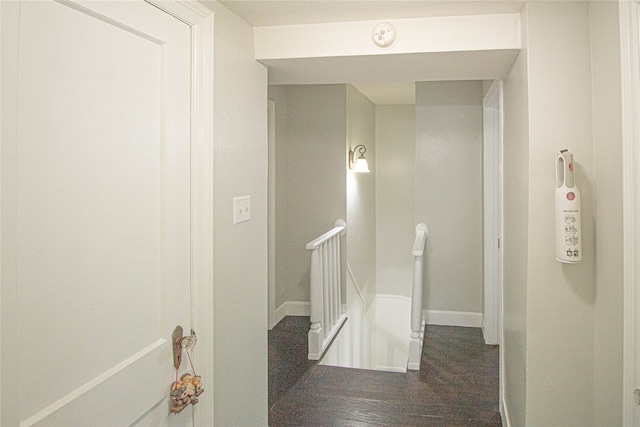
[1, 1, 195, 425]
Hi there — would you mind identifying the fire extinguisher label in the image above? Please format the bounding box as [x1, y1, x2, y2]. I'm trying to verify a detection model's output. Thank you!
[556, 150, 582, 263]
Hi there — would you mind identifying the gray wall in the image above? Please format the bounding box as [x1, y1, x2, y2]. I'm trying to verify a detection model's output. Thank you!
[591, 2, 623, 424]
[525, 4, 596, 424]
[265, 7, 626, 424]
[269, 84, 348, 306]
[167, 2, 627, 424]
[207, 1, 269, 424]
[415, 81, 484, 313]
[501, 8, 530, 426]
[375, 105, 416, 298]
[346, 85, 377, 307]
[502, 3, 624, 424]
[267, 85, 289, 309]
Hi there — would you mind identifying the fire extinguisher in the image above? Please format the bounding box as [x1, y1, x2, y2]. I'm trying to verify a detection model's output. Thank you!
[555, 149, 582, 263]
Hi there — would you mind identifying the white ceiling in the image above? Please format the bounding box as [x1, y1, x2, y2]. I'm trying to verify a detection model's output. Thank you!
[218, 1, 525, 27]
[217, 1, 527, 104]
[352, 82, 416, 105]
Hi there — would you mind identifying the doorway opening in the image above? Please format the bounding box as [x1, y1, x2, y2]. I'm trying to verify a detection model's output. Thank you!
[267, 80, 504, 373]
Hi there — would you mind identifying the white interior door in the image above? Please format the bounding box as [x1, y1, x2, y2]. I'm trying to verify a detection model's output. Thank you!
[1, 1, 195, 425]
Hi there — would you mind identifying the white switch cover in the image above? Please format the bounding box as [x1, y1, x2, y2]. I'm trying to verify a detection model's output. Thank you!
[233, 195, 250, 224]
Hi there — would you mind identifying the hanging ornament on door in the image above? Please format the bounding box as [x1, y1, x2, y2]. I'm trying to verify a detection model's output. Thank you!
[169, 326, 204, 414]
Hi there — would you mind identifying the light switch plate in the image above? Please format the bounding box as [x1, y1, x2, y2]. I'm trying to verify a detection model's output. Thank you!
[233, 195, 250, 224]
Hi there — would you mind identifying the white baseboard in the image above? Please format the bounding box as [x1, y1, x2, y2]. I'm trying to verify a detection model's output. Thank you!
[376, 294, 411, 303]
[274, 301, 310, 326]
[375, 365, 407, 373]
[422, 309, 483, 328]
[276, 305, 482, 328]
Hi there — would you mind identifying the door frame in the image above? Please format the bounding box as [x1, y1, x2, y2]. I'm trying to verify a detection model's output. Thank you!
[148, 1, 215, 424]
[482, 80, 503, 347]
[621, 1, 640, 425]
[0, 0, 215, 424]
[482, 79, 504, 422]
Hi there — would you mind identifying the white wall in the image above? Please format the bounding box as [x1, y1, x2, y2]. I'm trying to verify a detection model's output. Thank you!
[266, 85, 289, 309]
[319, 272, 375, 370]
[269, 84, 348, 306]
[204, 2, 269, 424]
[260, 5, 626, 425]
[415, 81, 484, 314]
[501, 8, 530, 427]
[346, 85, 376, 307]
[375, 105, 416, 298]
[499, 3, 625, 425]
[525, 4, 596, 424]
[255, 14, 520, 60]
[590, 2, 623, 425]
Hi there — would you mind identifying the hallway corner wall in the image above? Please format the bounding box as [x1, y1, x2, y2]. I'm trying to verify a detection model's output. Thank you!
[502, 3, 624, 424]
[415, 81, 484, 315]
[208, 1, 269, 424]
[590, 1, 624, 424]
[375, 105, 416, 298]
[524, 3, 596, 424]
[346, 85, 376, 307]
[270, 84, 348, 306]
[267, 85, 289, 311]
[501, 7, 530, 427]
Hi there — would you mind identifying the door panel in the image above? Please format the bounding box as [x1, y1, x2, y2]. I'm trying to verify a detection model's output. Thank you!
[2, 1, 191, 425]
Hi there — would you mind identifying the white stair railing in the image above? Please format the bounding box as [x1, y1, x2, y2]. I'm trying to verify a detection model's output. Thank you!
[408, 223, 429, 370]
[346, 262, 366, 306]
[306, 218, 347, 360]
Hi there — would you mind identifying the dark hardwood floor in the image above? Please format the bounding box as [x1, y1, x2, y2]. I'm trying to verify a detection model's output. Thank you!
[269, 317, 501, 426]
[269, 316, 317, 407]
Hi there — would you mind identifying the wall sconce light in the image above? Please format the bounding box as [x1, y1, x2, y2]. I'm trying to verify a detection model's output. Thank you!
[349, 144, 370, 173]
[349, 145, 370, 173]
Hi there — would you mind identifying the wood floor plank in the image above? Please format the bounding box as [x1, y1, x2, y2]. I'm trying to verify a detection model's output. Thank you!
[269, 320, 501, 426]
[268, 316, 317, 408]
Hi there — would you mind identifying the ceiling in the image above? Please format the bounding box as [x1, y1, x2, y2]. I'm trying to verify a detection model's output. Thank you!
[218, 1, 525, 27]
[217, 1, 527, 104]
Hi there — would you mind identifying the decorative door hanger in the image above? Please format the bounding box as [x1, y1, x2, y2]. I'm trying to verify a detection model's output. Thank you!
[170, 326, 204, 414]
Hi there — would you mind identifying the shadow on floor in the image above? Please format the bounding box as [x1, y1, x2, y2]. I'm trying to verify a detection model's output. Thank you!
[269, 317, 501, 426]
[268, 316, 317, 408]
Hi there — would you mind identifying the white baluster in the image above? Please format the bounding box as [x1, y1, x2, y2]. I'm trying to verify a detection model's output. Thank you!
[308, 248, 323, 359]
[331, 236, 340, 326]
[338, 237, 343, 313]
[408, 223, 428, 371]
[306, 219, 347, 360]
[411, 255, 423, 336]
[322, 242, 330, 340]
[332, 235, 340, 324]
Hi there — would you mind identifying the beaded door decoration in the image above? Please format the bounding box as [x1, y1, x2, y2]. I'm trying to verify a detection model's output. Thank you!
[170, 326, 204, 414]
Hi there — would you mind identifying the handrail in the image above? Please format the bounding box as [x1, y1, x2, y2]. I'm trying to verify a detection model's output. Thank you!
[306, 218, 347, 250]
[346, 262, 367, 306]
[412, 223, 428, 256]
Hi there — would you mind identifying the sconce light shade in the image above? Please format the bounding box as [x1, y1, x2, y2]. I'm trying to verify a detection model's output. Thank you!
[354, 156, 370, 173]
[349, 144, 370, 173]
